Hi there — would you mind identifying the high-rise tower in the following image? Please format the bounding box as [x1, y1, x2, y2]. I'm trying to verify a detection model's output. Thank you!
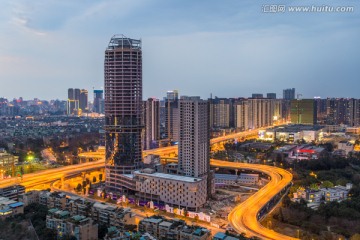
[144, 98, 160, 150]
[178, 96, 210, 178]
[104, 35, 142, 193]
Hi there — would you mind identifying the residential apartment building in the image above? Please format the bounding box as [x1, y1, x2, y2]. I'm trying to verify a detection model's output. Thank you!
[138, 216, 211, 240]
[144, 98, 160, 150]
[46, 209, 98, 240]
[0, 196, 24, 220]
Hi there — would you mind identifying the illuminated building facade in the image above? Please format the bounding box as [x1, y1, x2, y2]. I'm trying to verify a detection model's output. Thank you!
[104, 35, 143, 193]
[290, 99, 317, 125]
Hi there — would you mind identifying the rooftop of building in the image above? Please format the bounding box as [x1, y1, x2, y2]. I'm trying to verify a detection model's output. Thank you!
[267, 124, 325, 133]
[107, 34, 141, 50]
[0, 197, 17, 205]
[134, 170, 202, 183]
[93, 202, 118, 211]
[213, 232, 240, 240]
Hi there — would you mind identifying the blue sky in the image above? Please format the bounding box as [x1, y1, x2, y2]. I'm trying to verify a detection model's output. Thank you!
[0, 0, 359, 100]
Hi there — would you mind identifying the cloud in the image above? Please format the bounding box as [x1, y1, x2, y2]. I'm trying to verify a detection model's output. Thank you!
[0, 0, 359, 100]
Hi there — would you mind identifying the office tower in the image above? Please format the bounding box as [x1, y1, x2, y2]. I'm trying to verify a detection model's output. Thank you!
[145, 98, 160, 150]
[93, 90, 104, 114]
[164, 90, 179, 142]
[79, 89, 88, 112]
[209, 97, 230, 128]
[67, 88, 79, 115]
[267, 93, 276, 99]
[252, 93, 263, 99]
[290, 99, 317, 124]
[104, 35, 142, 193]
[178, 96, 210, 177]
[283, 88, 295, 100]
[326, 98, 359, 126]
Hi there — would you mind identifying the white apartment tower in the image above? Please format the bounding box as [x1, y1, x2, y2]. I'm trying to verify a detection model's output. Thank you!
[178, 96, 210, 178]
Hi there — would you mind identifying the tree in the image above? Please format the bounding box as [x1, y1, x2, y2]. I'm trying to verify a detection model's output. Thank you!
[310, 183, 319, 190]
[321, 181, 334, 188]
[98, 224, 107, 239]
[76, 183, 82, 192]
[124, 224, 137, 232]
[351, 233, 360, 240]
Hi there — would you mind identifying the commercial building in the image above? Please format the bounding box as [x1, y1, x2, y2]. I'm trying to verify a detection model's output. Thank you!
[260, 124, 325, 143]
[214, 173, 259, 186]
[104, 35, 143, 194]
[290, 99, 317, 125]
[144, 98, 160, 150]
[283, 88, 295, 100]
[133, 168, 207, 211]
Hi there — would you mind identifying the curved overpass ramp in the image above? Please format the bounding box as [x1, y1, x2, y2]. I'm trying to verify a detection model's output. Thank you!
[211, 160, 297, 240]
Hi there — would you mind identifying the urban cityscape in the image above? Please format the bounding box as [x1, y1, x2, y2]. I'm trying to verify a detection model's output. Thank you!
[1, 1, 360, 240]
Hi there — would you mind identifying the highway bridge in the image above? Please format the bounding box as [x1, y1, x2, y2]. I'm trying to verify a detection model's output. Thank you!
[0, 126, 296, 240]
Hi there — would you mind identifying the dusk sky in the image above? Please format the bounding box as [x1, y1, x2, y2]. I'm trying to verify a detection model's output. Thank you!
[0, 0, 359, 101]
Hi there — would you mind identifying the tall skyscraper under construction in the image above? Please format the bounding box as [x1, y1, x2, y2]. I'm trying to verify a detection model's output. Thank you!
[104, 35, 143, 193]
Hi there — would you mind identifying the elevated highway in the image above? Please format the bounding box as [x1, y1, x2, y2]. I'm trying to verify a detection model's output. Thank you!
[0, 125, 296, 239]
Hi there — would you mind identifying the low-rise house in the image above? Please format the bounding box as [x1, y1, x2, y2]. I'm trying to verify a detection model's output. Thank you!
[293, 183, 353, 204]
[0, 196, 24, 219]
[18, 190, 40, 206]
[46, 209, 98, 240]
[139, 216, 211, 240]
[213, 232, 241, 240]
[0, 185, 25, 200]
[179, 225, 211, 240]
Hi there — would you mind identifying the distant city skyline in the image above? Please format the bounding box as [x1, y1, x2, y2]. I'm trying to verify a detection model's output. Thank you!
[1, 0, 359, 100]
